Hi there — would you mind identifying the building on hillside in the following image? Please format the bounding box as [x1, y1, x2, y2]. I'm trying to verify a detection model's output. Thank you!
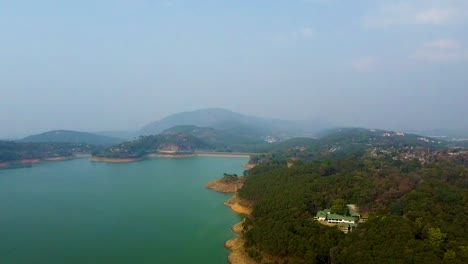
[314, 207, 360, 233]
[347, 204, 361, 220]
[315, 210, 329, 221]
[327, 214, 356, 224]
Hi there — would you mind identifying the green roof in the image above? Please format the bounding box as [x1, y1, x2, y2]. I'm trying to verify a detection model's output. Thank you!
[327, 214, 356, 222]
[316, 211, 327, 218]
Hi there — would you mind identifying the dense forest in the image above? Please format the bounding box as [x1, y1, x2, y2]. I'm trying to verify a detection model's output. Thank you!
[237, 137, 467, 263]
[93, 126, 452, 161]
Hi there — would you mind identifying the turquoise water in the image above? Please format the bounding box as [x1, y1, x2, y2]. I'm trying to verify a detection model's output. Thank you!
[0, 157, 247, 264]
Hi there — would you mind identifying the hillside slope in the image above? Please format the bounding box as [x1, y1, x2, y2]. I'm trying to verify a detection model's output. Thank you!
[21, 130, 125, 145]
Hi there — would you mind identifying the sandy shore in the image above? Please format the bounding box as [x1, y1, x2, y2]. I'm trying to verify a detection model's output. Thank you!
[205, 173, 256, 264]
[20, 159, 41, 164]
[148, 152, 253, 159]
[223, 194, 256, 264]
[147, 153, 196, 158]
[90, 157, 140, 163]
[242, 163, 256, 169]
[225, 220, 257, 264]
[45, 157, 72, 161]
[224, 194, 253, 216]
[205, 178, 244, 193]
[195, 152, 252, 158]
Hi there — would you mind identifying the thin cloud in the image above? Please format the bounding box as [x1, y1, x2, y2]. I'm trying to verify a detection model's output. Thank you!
[273, 27, 315, 45]
[363, 1, 467, 28]
[351, 56, 377, 72]
[414, 8, 455, 25]
[423, 39, 461, 49]
[294, 27, 314, 39]
[413, 38, 467, 62]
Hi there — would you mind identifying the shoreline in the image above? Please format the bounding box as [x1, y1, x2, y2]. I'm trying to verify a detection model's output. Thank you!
[223, 194, 256, 264]
[150, 152, 253, 158]
[205, 162, 257, 263]
[0, 155, 87, 169]
[205, 178, 244, 193]
[242, 163, 256, 169]
[90, 157, 141, 163]
[224, 194, 253, 216]
[195, 152, 253, 158]
[95, 151, 254, 163]
[225, 220, 257, 264]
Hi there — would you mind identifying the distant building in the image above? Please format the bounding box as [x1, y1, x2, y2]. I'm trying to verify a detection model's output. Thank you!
[264, 136, 278, 144]
[327, 214, 356, 224]
[315, 205, 361, 233]
[315, 209, 329, 221]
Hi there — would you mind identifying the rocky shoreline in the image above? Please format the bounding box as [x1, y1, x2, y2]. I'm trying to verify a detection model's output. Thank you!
[225, 220, 257, 264]
[223, 194, 256, 264]
[206, 175, 256, 264]
[206, 177, 244, 193]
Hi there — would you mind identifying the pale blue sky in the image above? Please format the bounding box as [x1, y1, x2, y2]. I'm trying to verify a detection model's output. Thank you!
[1, 0, 467, 137]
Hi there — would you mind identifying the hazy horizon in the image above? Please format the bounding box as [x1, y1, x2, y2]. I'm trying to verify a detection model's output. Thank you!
[1, 1, 467, 138]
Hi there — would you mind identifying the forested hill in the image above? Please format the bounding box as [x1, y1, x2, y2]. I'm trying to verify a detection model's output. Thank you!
[0, 141, 96, 163]
[92, 133, 211, 159]
[21, 130, 125, 145]
[239, 152, 468, 263]
[92, 126, 452, 161]
[249, 128, 449, 166]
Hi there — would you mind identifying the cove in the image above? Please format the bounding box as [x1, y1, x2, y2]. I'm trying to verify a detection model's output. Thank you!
[0, 157, 247, 264]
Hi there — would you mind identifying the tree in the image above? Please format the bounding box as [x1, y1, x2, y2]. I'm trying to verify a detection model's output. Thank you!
[427, 227, 447, 247]
[330, 199, 346, 215]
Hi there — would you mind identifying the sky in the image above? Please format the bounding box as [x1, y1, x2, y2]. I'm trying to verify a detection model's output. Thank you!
[1, 0, 467, 138]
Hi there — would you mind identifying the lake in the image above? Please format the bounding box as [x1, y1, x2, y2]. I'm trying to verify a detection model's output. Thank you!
[0, 157, 247, 264]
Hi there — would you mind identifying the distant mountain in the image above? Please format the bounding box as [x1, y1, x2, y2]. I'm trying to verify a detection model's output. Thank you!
[138, 108, 331, 137]
[20, 130, 125, 145]
[94, 130, 136, 140]
[160, 125, 268, 152]
[406, 128, 468, 140]
[316, 128, 446, 152]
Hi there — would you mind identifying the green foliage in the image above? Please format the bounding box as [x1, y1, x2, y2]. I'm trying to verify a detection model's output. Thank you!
[428, 228, 447, 247]
[331, 215, 442, 264]
[239, 156, 468, 263]
[330, 199, 346, 215]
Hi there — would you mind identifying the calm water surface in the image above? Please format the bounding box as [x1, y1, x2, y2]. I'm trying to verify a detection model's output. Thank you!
[0, 157, 247, 264]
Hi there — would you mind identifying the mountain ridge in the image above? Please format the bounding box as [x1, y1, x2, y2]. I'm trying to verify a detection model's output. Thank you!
[20, 130, 125, 145]
[138, 108, 331, 138]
